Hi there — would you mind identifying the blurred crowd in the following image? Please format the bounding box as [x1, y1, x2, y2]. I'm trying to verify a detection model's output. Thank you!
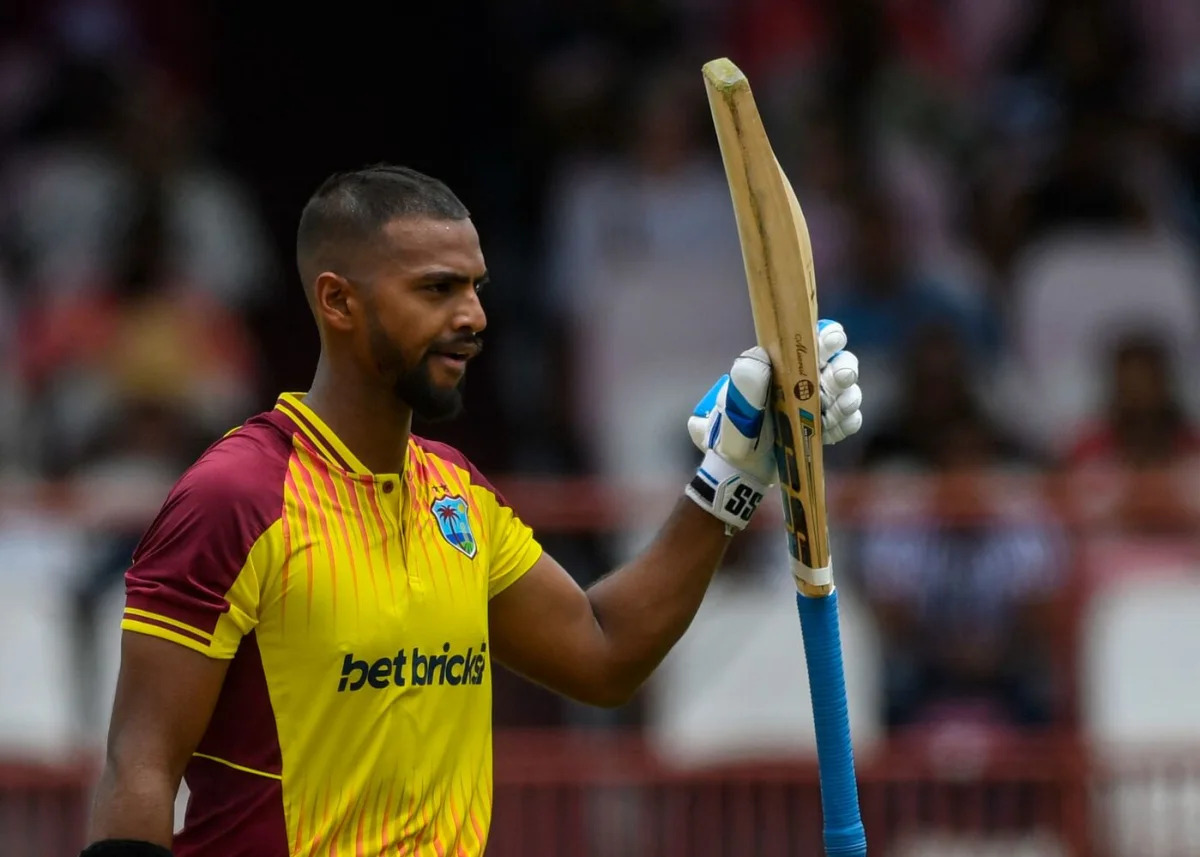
[1, 0, 1199, 747]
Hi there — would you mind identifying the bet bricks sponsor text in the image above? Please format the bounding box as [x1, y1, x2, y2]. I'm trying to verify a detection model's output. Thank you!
[338, 643, 488, 691]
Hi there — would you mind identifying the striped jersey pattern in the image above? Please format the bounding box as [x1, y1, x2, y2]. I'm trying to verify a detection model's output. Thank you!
[122, 392, 542, 856]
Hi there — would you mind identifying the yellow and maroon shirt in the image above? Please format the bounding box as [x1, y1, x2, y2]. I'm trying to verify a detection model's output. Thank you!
[122, 392, 542, 857]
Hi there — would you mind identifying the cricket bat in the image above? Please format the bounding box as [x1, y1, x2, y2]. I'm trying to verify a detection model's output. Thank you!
[702, 57, 867, 857]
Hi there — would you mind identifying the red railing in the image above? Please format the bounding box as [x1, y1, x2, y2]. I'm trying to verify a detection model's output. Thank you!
[488, 729, 1089, 857]
[11, 734, 1200, 856]
[0, 757, 97, 857]
[1088, 746, 1200, 857]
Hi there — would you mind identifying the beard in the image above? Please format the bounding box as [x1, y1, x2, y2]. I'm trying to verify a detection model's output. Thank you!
[367, 316, 468, 423]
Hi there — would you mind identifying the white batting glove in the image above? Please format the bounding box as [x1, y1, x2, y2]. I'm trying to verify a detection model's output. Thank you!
[685, 347, 776, 533]
[684, 320, 864, 532]
[816, 319, 864, 444]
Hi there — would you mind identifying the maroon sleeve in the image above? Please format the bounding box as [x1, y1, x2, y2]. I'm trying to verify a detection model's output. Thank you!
[124, 426, 290, 647]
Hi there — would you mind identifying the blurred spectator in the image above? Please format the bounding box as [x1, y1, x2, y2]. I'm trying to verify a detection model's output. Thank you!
[858, 323, 1032, 471]
[966, 0, 1200, 288]
[1000, 225, 1200, 455]
[857, 406, 1065, 732]
[1017, 109, 1151, 238]
[723, 0, 965, 114]
[819, 190, 1001, 421]
[545, 59, 750, 492]
[976, 107, 1160, 284]
[1135, 0, 1200, 114]
[15, 177, 261, 475]
[1000, 0, 1146, 122]
[853, 322, 1058, 732]
[1066, 331, 1200, 534]
[779, 107, 862, 289]
[2, 58, 272, 310]
[1068, 332, 1200, 469]
[972, 0, 1195, 281]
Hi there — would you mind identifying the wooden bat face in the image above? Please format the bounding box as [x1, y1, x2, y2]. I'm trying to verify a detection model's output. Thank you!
[701, 58, 832, 592]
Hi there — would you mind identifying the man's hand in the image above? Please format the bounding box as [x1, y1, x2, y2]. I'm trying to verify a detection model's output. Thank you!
[815, 319, 863, 444]
[685, 319, 864, 532]
[685, 347, 775, 532]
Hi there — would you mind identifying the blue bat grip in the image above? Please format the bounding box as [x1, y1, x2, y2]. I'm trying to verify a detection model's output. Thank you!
[796, 589, 867, 856]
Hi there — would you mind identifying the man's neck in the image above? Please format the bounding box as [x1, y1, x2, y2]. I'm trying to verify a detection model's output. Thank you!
[304, 357, 412, 475]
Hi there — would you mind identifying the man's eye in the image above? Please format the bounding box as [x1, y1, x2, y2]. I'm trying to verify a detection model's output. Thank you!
[426, 281, 452, 294]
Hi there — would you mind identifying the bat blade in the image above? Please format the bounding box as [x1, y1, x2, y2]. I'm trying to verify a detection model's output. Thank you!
[702, 57, 867, 857]
[701, 57, 830, 591]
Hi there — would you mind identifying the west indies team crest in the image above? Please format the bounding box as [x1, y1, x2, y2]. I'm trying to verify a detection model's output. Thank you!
[430, 495, 477, 559]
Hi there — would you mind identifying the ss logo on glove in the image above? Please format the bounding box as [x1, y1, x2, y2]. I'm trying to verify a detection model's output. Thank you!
[723, 482, 765, 522]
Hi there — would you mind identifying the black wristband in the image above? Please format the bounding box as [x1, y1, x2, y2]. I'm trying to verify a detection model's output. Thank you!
[81, 840, 173, 857]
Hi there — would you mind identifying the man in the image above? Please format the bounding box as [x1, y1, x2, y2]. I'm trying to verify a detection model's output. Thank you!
[82, 164, 864, 857]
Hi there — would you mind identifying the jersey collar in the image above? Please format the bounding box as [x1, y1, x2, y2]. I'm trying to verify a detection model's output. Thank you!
[274, 392, 373, 475]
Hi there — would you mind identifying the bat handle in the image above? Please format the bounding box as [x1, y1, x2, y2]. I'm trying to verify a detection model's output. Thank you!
[796, 588, 867, 856]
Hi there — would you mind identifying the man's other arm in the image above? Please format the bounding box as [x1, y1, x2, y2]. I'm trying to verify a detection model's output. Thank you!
[87, 634, 228, 846]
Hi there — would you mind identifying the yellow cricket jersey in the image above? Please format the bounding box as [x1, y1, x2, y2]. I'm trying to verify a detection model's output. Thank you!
[121, 393, 543, 857]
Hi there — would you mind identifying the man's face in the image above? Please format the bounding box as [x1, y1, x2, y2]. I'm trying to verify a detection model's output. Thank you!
[357, 217, 488, 421]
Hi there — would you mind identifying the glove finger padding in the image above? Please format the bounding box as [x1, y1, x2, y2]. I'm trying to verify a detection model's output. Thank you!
[817, 319, 848, 367]
[715, 348, 771, 464]
[824, 409, 863, 445]
[823, 349, 859, 391]
[815, 319, 863, 444]
[825, 384, 863, 427]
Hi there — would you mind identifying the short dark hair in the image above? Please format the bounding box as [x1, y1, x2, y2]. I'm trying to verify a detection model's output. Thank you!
[296, 163, 469, 291]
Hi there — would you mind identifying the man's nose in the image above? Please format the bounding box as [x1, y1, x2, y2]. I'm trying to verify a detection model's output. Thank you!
[455, 290, 487, 333]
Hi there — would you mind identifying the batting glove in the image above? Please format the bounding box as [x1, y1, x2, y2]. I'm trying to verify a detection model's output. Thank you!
[685, 346, 776, 533]
[816, 319, 863, 444]
[685, 320, 864, 532]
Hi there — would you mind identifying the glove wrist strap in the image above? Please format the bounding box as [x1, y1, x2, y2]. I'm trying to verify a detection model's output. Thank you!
[685, 450, 768, 534]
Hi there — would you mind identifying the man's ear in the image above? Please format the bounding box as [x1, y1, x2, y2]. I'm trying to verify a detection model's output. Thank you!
[313, 272, 359, 333]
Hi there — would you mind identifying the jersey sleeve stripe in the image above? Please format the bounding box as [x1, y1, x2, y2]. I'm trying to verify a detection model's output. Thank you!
[122, 614, 214, 648]
[123, 606, 215, 641]
[124, 591, 228, 636]
[191, 752, 283, 781]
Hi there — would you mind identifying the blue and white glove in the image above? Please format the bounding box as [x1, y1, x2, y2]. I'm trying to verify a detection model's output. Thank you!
[685, 346, 776, 533]
[816, 319, 863, 444]
[685, 319, 863, 532]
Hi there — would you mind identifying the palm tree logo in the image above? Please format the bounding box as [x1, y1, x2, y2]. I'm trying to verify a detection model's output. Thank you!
[431, 495, 477, 559]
